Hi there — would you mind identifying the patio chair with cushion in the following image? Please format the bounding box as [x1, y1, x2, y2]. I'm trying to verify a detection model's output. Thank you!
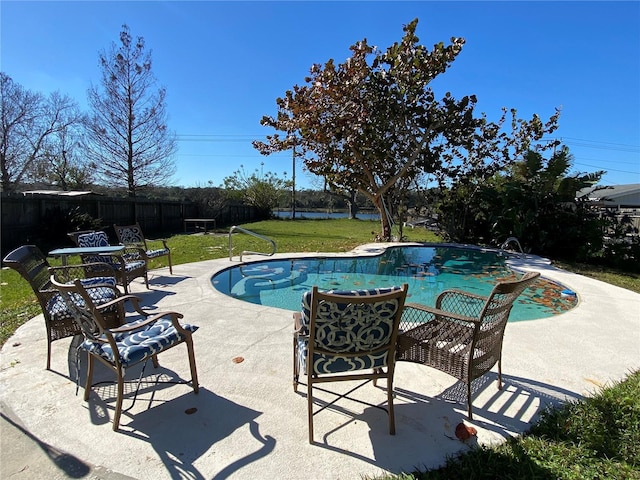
[2, 245, 124, 370]
[50, 275, 200, 431]
[293, 284, 408, 443]
[396, 271, 541, 419]
[70, 230, 148, 294]
[113, 223, 172, 274]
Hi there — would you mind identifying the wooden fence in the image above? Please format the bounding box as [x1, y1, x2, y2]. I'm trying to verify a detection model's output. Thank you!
[1, 192, 257, 257]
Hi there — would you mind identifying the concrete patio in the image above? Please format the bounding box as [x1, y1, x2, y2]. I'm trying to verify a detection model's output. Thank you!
[1, 244, 639, 479]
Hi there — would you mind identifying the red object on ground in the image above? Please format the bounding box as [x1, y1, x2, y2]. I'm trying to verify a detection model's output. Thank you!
[455, 422, 478, 441]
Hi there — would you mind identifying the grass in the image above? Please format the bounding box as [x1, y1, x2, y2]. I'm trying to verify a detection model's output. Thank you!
[376, 370, 640, 480]
[0, 218, 438, 346]
[1, 218, 639, 479]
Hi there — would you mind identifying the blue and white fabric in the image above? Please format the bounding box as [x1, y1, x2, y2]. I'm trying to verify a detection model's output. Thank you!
[80, 318, 199, 367]
[297, 286, 403, 375]
[47, 277, 118, 323]
[77, 231, 145, 271]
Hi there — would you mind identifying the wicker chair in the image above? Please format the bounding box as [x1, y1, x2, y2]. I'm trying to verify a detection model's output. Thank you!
[113, 223, 172, 274]
[396, 271, 540, 419]
[293, 284, 408, 443]
[50, 275, 200, 431]
[68, 230, 148, 294]
[2, 245, 123, 370]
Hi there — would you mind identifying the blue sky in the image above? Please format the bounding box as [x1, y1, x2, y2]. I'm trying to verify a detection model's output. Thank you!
[2, 1, 639, 189]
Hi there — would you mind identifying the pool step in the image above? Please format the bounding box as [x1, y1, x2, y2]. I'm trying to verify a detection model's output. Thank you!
[231, 268, 307, 298]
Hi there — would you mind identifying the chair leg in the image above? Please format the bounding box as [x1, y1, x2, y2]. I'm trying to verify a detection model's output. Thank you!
[120, 273, 129, 294]
[46, 338, 52, 370]
[387, 375, 396, 435]
[467, 381, 473, 420]
[307, 378, 314, 443]
[185, 338, 199, 394]
[112, 368, 125, 431]
[167, 253, 173, 275]
[151, 354, 159, 368]
[84, 354, 94, 401]
[293, 337, 299, 392]
[497, 357, 503, 390]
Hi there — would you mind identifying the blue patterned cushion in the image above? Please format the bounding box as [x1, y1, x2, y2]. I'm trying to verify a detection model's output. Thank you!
[299, 286, 403, 334]
[79, 277, 117, 288]
[123, 260, 145, 272]
[146, 248, 170, 258]
[298, 286, 403, 375]
[77, 231, 110, 248]
[80, 318, 198, 367]
[77, 232, 116, 265]
[47, 282, 119, 323]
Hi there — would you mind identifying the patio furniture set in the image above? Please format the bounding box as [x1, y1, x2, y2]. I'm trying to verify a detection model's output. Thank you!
[3, 228, 540, 441]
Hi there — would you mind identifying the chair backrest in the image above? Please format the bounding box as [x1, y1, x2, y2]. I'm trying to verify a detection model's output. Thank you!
[435, 271, 540, 323]
[479, 271, 541, 324]
[50, 277, 108, 343]
[76, 231, 110, 248]
[67, 230, 96, 246]
[114, 223, 146, 248]
[74, 231, 113, 264]
[303, 284, 408, 375]
[436, 271, 541, 379]
[2, 245, 52, 302]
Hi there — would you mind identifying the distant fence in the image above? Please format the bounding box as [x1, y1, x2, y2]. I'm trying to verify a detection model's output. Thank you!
[1, 192, 257, 256]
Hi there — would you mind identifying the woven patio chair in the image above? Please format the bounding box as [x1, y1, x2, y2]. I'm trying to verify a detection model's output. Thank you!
[293, 284, 408, 443]
[396, 271, 541, 419]
[69, 230, 148, 294]
[2, 245, 123, 370]
[113, 223, 172, 274]
[50, 275, 200, 431]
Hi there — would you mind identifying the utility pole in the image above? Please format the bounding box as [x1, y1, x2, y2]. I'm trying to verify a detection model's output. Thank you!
[291, 139, 296, 220]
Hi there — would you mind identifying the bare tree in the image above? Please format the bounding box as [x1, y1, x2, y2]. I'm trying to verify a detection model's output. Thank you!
[0, 73, 84, 191]
[85, 24, 176, 197]
[32, 94, 91, 190]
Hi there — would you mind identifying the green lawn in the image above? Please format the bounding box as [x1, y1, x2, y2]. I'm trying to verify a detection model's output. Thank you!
[1, 218, 638, 479]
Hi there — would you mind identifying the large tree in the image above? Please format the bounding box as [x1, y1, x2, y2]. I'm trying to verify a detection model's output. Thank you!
[32, 94, 91, 190]
[222, 164, 291, 219]
[85, 24, 176, 197]
[254, 19, 559, 240]
[0, 73, 84, 192]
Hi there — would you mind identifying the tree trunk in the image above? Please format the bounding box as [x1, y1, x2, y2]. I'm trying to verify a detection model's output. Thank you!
[374, 196, 392, 241]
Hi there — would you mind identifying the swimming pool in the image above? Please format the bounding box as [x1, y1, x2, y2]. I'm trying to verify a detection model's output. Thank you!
[211, 245, 577, 321]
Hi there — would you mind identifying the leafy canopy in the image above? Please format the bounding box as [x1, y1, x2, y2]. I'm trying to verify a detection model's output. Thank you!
[254, 18, 560, 239]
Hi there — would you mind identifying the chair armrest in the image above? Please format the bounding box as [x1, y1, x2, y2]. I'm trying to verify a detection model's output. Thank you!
[403, 302, 480, 326]
[93, 294, 148, 316]
[435, 289, 487, 317]
[108, 310, 185, 334]
[293, 312, 302, 332]
[120, 246, 147, 262]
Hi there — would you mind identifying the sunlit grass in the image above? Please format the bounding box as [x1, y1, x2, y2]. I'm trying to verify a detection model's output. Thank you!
[0, 218, 438, 346]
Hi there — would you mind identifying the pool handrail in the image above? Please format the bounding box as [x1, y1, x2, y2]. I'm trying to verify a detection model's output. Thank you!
[228, 226, 277, 261]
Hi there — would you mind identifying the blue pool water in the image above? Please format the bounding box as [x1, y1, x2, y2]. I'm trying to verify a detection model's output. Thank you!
[211, 245, 577, 321]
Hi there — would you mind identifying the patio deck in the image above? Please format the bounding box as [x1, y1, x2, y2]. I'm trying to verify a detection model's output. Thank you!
[2, 245, 639, 479]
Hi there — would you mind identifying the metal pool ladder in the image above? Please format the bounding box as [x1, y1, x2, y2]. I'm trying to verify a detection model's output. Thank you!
[500, 237, 524, 257]
[228, 226, 276, 261]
